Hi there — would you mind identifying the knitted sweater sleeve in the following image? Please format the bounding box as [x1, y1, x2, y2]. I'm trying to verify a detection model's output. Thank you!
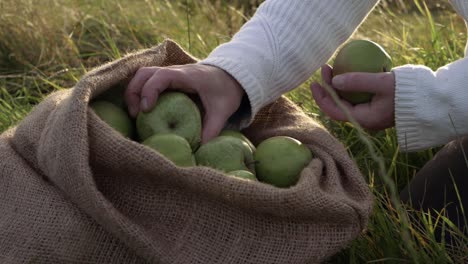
[199, 0, 379, 128]
[393, 0, 468, 152]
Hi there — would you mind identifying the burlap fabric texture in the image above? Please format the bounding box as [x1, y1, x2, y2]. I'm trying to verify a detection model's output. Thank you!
[0, 39, 373, 264]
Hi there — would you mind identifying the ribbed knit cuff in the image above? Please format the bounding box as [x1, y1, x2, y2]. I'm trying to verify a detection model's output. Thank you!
[199, 57, 266, 129]
[393, 66, 422, 152]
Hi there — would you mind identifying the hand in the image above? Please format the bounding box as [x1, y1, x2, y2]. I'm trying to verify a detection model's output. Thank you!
[125, 64, 245, 143]
[310, 64, 395, 131]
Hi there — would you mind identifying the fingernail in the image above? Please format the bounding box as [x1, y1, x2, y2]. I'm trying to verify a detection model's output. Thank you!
[332, 75, 344, 89]
[140, 97, 148, 111]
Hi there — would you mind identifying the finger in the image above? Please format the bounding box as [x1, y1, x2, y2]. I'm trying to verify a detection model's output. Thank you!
[311, 82, 351, 122]
[348, 103, 375, 128]
[313, 81, 389, 129]
[310, 64, 333, 103]
[321, 64, 333, 84]
[139, 69, 173, 112]
[310, 81, 325, 100]
[201, 110, 229, 144]
[332, 72, 394, 94]
[316, 92, 376, 128]
[125, 67, 158, 117]
[139, 68, 196, 112]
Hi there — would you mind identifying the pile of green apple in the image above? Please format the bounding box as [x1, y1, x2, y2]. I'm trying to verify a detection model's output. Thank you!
[91, 89, 313, 188]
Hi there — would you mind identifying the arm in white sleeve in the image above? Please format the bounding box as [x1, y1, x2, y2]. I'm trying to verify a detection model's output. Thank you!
[393, 57, 468, 152]
[393, 0, 468, 152]
[199, 0, 380, 128]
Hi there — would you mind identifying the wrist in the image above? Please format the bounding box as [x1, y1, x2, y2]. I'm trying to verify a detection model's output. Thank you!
[217, 67, 245, 99]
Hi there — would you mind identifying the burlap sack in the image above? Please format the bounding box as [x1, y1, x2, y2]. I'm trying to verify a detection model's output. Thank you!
[0, 40, 373, 264]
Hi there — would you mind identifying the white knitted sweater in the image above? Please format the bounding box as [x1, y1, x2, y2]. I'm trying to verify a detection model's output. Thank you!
[200, 0, 468, 152]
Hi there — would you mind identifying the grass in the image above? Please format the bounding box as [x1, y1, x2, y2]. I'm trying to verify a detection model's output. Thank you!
[1, 0, 467, 262]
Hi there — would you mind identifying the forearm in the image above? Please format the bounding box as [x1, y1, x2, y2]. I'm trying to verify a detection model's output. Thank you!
[393, 0, 468, 152]
[394, 57, 468, 152]
[200, 0, 379, 128]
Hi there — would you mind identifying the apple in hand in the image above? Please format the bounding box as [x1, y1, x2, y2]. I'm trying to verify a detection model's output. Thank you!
[91, 100, 134, 138]
[195, 136, 255, 173]
[142, 133, 196, 167]
[136, 92, 202, 149]
[332, 39, 393, 104]
[227, 170, 257, 181]
[219, 129, 256, 152]
[254, 136, 312, 188]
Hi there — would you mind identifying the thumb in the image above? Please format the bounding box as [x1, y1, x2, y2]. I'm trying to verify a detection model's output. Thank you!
[201, 110, 229, 144]
[332, 72, 394, 94]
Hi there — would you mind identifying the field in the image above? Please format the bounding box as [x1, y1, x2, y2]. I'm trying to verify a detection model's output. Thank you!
[1, 0, 467, 263]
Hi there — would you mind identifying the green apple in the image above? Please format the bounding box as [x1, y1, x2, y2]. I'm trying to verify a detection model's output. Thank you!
[219, 130, 256, 152]
[136, 92, 202, 149]
[332, 39, 393, 104]
[254, 136, 312, 188]
[195, 136, 255, 173]
[95, 83, 127, 109]
[227, 170, 257, 181]
[91, 100, 134, 138]
[142, 133, 196, 167]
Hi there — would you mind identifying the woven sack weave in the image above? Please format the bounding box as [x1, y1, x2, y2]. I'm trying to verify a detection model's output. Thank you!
[0, 39, 372, 264]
